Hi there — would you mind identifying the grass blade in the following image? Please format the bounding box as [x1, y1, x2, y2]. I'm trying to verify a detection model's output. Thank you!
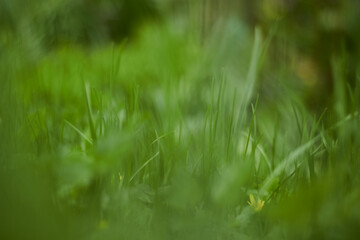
[64, 120, 93, 145]
[129, 151, 160, 183]
[84, 82, 97, 142]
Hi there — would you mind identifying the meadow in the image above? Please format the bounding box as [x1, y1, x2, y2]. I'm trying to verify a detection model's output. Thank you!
[1, 1, 360, 239]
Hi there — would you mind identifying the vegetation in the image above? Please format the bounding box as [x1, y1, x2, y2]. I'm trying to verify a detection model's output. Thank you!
[1, 1, 359, 239]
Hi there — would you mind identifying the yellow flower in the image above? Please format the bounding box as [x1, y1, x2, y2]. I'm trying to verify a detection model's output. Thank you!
[248, 194, 265, 212]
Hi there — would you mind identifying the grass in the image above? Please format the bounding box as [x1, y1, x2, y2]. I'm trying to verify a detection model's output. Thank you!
[1, 18, 360, 240]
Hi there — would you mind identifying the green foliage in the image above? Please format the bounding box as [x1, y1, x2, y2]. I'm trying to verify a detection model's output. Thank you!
[1, 2, 360, 240]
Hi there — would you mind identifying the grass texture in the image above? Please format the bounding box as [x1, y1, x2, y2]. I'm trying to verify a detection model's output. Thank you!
[1, 19, 360, 240]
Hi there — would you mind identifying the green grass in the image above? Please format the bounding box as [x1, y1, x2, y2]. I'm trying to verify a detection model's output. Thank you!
[1, 19, 360, 240]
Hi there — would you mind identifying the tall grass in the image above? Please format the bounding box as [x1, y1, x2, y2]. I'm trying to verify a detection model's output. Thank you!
[1, 17, 360, 240]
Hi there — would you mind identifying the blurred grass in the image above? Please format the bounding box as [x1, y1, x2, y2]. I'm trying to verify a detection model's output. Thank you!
[1, 1, 360, 240]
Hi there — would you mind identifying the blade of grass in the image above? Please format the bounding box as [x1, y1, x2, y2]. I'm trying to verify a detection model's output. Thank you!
[129, 151, 160, 183]
[237, 26, 263, 128]
[64, 120, 93, 145]
[244, 27, 262, 107]
[84, 82, 97, 142]
[244, 95, 259, 156]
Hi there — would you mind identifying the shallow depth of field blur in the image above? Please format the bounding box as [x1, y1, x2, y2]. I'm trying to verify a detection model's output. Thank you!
[1, 0, 360, 239]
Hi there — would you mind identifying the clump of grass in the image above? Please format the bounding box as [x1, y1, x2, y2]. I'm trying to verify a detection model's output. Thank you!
[1, 17, 360, 240]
